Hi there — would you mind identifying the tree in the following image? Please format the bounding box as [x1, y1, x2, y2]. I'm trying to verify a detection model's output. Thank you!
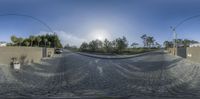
[87, 39, 103, 52]
[88, 40, 99, 52]
[112, 40, 117, 51]
[174, 39, 198, 47]
[10, 33, 63, 48]
[44, 38, 48, 47]
[141, 34, 147, 47]
[48, 41, 51, 47]
[131, 42, 139, 48]
[95, 39, 103, 49]
[146, 36, 155, 48]
[103, 39, 113, 53]
[190, 40, 199, 44]
[79, 36, 130, 53]
[24, 40, 30, 47]
[51, 34, 62, 48]
[114, 36, 128, 53]
[163, 41, 173, 48]
[29, 35, 35, 47]
[18, 37, 24, 46]
[36, 36, 42, 47]
[80, 42, 89, 51]
[11, 35, 18, 46]
[155, 42, 161, 48]
[182, 39, 199, 47]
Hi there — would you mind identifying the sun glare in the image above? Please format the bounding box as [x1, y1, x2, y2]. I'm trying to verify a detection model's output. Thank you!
[91, 29, 108, 41]
[96, 33, 104, 41]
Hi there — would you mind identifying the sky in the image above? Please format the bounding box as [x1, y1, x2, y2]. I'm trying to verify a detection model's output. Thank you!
[1, 0, 200, 46]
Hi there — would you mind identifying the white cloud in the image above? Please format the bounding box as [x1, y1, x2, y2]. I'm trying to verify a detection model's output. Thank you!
[37, 31, 86, 47]
[36, 31, 52, 36]
[56, 31, 86, 47]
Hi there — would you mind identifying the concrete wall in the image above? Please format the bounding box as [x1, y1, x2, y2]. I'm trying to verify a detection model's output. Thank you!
[167, 47, 200, 63]
[177, 48, 186, 58]
[167, 48, 186, 58]
[167, 48, 176, 55]
[0, 47, 54, 65]
[46, 48, 54, 57]
[187, 47, 200, 63]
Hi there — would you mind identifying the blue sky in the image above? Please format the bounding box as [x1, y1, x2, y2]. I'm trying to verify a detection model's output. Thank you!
[1, 0, 200, 46]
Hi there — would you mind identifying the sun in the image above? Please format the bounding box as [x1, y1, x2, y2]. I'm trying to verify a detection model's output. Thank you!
[91, 29, 108, 41]
[96, 33, 104, 41]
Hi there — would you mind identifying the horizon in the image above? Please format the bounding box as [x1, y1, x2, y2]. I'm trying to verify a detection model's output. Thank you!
[1, 0, 200, 47]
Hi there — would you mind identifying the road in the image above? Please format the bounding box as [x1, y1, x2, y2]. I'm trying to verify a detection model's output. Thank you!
[0, 50, 200, 98]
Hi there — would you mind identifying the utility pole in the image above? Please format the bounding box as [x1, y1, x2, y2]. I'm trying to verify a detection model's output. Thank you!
[170, 26, 177, 56]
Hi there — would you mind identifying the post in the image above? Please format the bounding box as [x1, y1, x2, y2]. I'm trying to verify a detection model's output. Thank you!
[171, 27, 177, 56]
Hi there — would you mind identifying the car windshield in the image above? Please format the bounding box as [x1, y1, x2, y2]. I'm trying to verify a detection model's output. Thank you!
[1, 0, 200, 99]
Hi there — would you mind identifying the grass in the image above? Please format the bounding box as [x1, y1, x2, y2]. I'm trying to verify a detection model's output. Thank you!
[121, 48, 158, 55]
[78, 48, 159, 55]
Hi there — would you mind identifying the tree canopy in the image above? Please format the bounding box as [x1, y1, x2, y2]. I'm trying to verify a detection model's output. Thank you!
[163, 39, 199, 48]
[10, 33, 62, 48]
[79, 36, 129, 53]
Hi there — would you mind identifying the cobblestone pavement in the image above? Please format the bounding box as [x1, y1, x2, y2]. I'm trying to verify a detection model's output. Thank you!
[0, 50, 200, 98]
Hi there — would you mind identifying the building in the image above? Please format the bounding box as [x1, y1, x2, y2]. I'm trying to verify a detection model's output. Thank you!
[0, 42, 7, 47]
[190, 43, 200, 47]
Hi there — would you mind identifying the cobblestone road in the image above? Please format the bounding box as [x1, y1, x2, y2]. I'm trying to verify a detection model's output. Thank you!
[0, 50, 200, 98]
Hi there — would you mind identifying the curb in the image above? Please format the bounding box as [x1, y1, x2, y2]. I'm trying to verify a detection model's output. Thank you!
[76, 50, 158, 59]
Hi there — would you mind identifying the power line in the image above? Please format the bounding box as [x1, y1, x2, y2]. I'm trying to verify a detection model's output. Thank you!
[174, 15, 200, 29]
[0, 13, 54, 33]
[170, 15, 200, 55]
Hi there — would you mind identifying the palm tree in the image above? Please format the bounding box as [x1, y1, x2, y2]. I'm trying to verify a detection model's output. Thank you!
[155, 42, 161, 48]
[131, 42, 139, 48]
[24, 41, 30, 47]
[11, 35, 18, 46]
[18, 37, 24, 46]
[150, 36, 155, 47]
[141, 34, 147, 47]
[183, 39, 191, 47]
[48, 41, 51, 47]
[163, 41, 173, 48]
[29, 35, 35, 47]
[44, 38, 48, 47]
[146, 36, 155, 48]
[36, 36, 42, 47]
